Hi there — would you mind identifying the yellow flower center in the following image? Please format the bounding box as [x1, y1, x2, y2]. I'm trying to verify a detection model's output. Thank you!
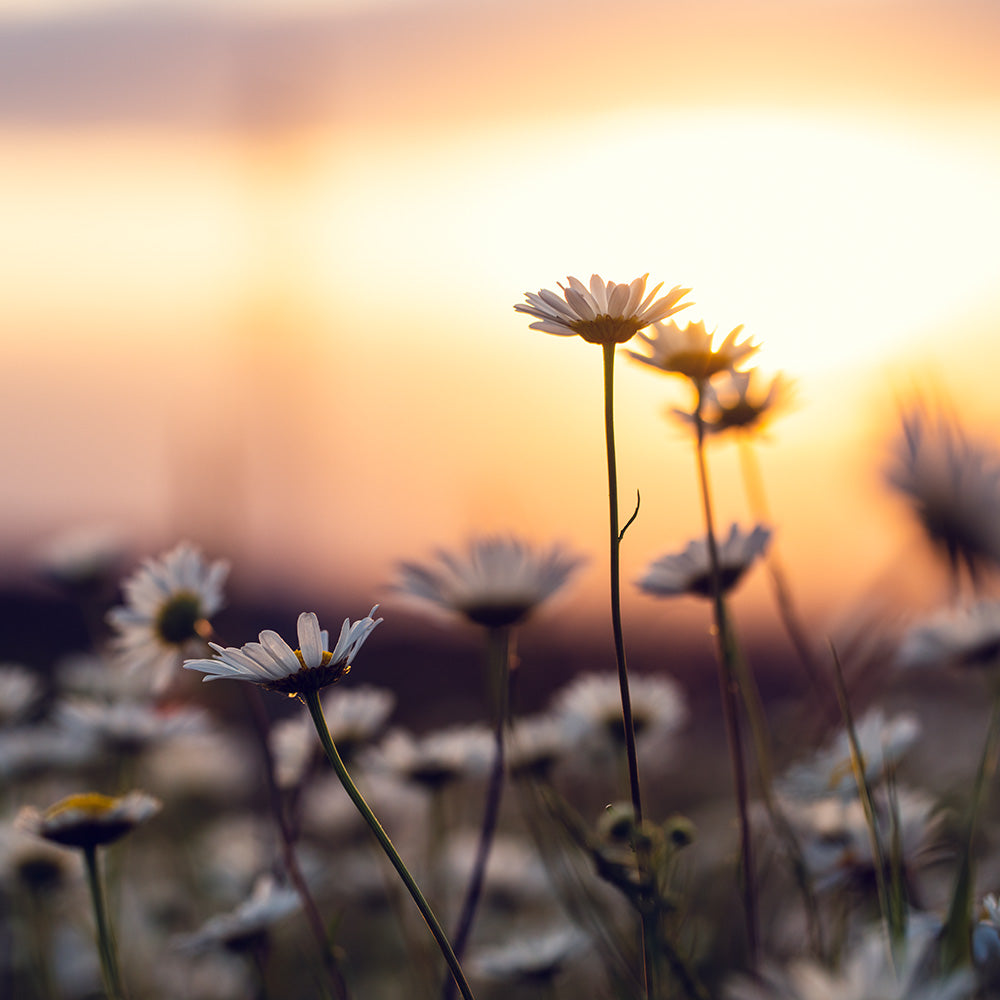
[45, 792, 117, 820]
[155, 592, 209, 645]
[263, 649, 351, 697]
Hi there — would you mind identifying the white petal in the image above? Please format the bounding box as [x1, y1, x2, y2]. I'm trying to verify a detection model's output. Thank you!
[297, 612, 324, 669]
[258, 630, 300, 676]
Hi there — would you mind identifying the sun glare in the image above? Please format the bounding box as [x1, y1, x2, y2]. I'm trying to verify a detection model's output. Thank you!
[310, 109, 1000, 376]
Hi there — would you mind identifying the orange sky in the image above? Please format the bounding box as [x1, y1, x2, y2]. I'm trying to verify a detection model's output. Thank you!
[3, 0, 1000, 635]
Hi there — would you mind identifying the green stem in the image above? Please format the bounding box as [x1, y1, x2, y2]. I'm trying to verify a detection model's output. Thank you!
[82, 845, 125, 1000]
[602, 342, 652, 998]
[693, 387, 759, 967]
[443, 626, 511, 1000]
[303, 690, 476, 1000]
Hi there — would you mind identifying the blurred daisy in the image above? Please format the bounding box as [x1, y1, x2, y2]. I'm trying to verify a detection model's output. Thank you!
[0, 724, 97, 781]
[515, 273, 691, 346]
[506, 714, 574, 780]
[727, 915, 972, 1000]
[36, 524, 125, 593]
[672, 368, 791, 437]
[18, 791, 161, 850]
[369, 725, 494, 790]
[184, 608, 382, 696]
[271, 685, 396, 787]
[897, 601, 1000, 670]
[394, 536, 582, 629]
[627, 318, 758, 384]
[778, 710, 920, 802]
[554, 671, 686, 750]
[444, 833, 552, 910]
[471, 924, 590, 983]
[0, 822, 81, 892]
[0, 663, 42, 726]
[637, 523, 771, 599]
[886, 405, 1000, 580]
[107, 543, 229, 691]
[175, 875, 299, 954]
[54, 697, 208, 758]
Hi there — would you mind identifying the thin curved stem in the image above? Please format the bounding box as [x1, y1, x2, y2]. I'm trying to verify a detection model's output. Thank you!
[303, 690, 476, 1000]
[82, 845, 125, 1000]
[693, 387, 759, 967]
[602, 342, 651, 998]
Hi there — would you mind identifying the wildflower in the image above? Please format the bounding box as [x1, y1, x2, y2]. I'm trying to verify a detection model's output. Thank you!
[17, 791, 161, 850]
[471, 924, 590, 982]
[0, 724, 97, 781]
[671, 368, 790, 436]
[515, 273, 691, 346]
[727, 915, 973, 1000]
[886, 405, 1000, 580]
[183, 608, 381, 696]
[54, 697, 207, 757]
[394, 536, 582, 629]
[627, 318, 758, 384]
[107, 543, 229, 691]
[897, 601, 1000, 670]
[0, 663, 41, 726]
[506, 714, 574, 779]
[175, 875, 300, 953]
[554, 671, 686, 750]
[444, 834, 552, 910]
[271, 685, 396, 786]
[369, 725, 494, 790]
[778, 710, 920, 802]
[0, 823, 81, 892]
[637, 523, 771, 598]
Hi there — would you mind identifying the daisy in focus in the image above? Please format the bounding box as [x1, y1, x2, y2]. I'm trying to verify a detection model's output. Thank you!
[637, 523, 771, 599]
[106, 542, 229, 691]
[626, 318, 758, 385]
[183, 609, 382, 697]
[515, 273, 691, 346]
[394, 536, 582, 629]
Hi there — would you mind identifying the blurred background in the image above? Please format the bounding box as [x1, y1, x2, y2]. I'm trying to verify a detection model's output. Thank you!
[3, 0, 1000, 713]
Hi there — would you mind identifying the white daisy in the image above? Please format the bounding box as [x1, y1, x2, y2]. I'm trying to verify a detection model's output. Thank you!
[515, 273, 691, 346]
[553, 671, 687, 750]
[17, 790, 161, 850]
[886, 405, 1000, 579]
[183, 608, 382, 696]
[627, 318, 758, 384]
[637, 523, 771, 599]
[471, 924, 590, 982]
[107, 543, 229, 691]
[778, 710, 921, 802]
[394, 536, 582, 628]
[174, 875, 300, 953]
[671, 368, 791, 436]
[368, 725, 494, 790]
[897, 602, 1000, 670]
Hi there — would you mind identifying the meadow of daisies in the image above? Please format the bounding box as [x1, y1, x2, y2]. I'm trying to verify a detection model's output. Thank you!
[5, 274, 1000, 999]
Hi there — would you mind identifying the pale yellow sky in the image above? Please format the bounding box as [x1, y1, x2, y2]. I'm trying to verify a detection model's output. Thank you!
[2, 0, 999, 633]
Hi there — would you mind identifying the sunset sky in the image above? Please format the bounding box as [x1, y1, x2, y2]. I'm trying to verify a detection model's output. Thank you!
[3, 0, 1000, 636]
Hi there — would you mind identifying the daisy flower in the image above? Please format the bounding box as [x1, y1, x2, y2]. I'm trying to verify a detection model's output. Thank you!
[17, 791, 161, 850]
[107, 543, 229, 691]
[515, 273, 691, 346]
[627, 318, 758, 384]
[886, 405, 1000, 580]
[671, 368, 791, 436]
[184, 609, 382, 697]
[897, 601, 1000, 670]
[637, 523, 771, 599]
[394, 536, 582, 629]
[471, 924, 590, 983]
[369, 725, 494, 790]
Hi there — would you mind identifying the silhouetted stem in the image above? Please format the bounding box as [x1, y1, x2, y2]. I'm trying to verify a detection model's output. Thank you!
[82, 845, 125, 1000]
[443, 626, 511, 1000]
[602, 342, 652, 998]
[693, 387, 759, 967]
[303, 690, 476, 1000]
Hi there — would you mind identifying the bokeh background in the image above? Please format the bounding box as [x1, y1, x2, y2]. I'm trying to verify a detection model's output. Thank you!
[3, 0, 1000, 714]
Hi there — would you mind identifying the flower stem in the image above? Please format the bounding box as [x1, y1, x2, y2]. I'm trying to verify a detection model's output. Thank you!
[82, 845, 125, 1000]
[693, 386, 759, 966]
[602, 342, 652, 998]
[303, 690, 476, 1000]
[443, 625, 512, 1000]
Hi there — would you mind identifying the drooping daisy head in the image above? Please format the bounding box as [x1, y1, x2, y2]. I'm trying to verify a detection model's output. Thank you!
[627, 318, 758, 385]
[107, 543, 229, 691]
[637, 524, 771, 600]
[394, 536, 583, 629]
[515, 273, 691, 346]
[886, 404, 1000, 582]
[183, 609, 382, 697]
[17, 790, 161, 850]
[671, 368, 791, 437]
